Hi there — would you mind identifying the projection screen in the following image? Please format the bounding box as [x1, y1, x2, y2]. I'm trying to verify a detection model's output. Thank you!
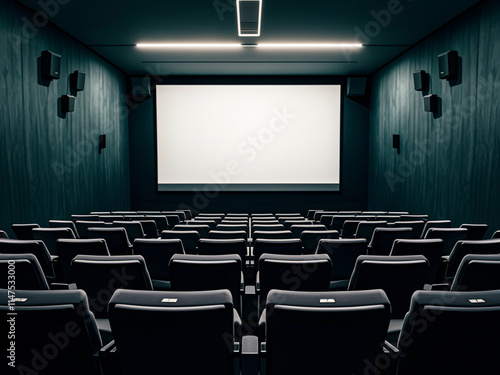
[156, 84, 341, 191]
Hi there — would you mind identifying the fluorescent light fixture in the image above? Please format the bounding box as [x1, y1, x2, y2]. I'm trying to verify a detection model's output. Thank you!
[257, 43, 363, 49]
[137, 43, 362, 49]
[136, 43, 243, 48]
[237, 0, 263, 37]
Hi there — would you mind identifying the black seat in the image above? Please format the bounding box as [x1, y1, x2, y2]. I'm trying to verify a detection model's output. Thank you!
[355, 220, 388, 240]
[187, 219, 217, 230]
[251, 224, 285, 235]
[400, 214, 428, 221]
[49, 220, 80, 238]
[460, 223, 488, 240]
[283, 220, 311, 230]
[11, 223, 40, 240]
[393, 220, 425, 239]
[252, 230, 293, 245]
[316, 238, 367, 290]
[289, 224, 326, 238]
[75, 220, 107, 239]
[133, 238, 185, 290]
[56, 239, 110, 283]
[197, 238, 247, 260]
[208, 230, 248, 245]
[145, 215, 170, 232]
[0, 289, 104, 375]
[420, 220, 452, 238]
[253, 238, 302, 260]
[341, 220, 364, 238]
[88, 227, 133, 255]
[0, 239, 56, 280]
[451, 254, 500, 291]
[492, 230, 500, 239]
[135, 219, 158, 238]
[0, 230, 8, 239]
[394, 290, 500, 375]
[33, 227, 76, 255]
[260, 289, 391, 375]
[0, 253, 49, 290]
[161, 230, 200, 254]
[216, 224, 249, 236]
[108, 289, 240, 375]
[98, 215, 124, 223]
[71, 214, 100, 221]
[424, 227, 468, 255]
[113, 221, 146, 242]
[300, 230, 339, 254]
[368, 227, 413, 255]
[331, 215, 357, 233]
[173, 224, 210, 239]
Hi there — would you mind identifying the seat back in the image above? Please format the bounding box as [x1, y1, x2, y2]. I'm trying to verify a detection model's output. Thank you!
[0, 230, 8, 239]
[108, 289, 235, 375]
[290, 224, 326, 238]
[133, 238, 185, 281]
[368, 227, 413, 255]
[253, 238, 302, 260]
[88, 227, 132, 255]
[145, 215, 170, 232]
[251, 224, 285, 235]
[283, 220, 311, 230]
[113, 221, 145, 242]
[217, 224, 249, 236]
[390, 239, 444, 284]
[451, 254, 500, 291]
[164, 214, 181, 227]
[170, 254, 242, 311]
[300, 230, 339, 254]
[0, 289, 103, 375]
[355, 221, 388, 240]
[316, 239, 367, 280]
[0, 239, 54, 278]
[460, 223, 488, 240]
[348, 255, 428, 318]
[393, 220, 425, 239]
[49, 220, 80, 238]
[0, 253, 49, 290]
[33, 227, 76, 255]
[98, 215, 124, 223]
[446, 239, 500, 279]
[173, 224, 210, 239]
[420, 220, 452, 238]
[11, 223, 40, 240]
[492, 230, 500, 239]
[71, 255, 153, 318]
[264, 289, 391, 375]
[208, 230, 248, 245]
[75, 221, 107, 239]
[331, 215, 357, 232]
[71, 214, 100, 221]
[400, 214, 428, 221]
[424, 227, 468, 255]
[187, 220, 217, 230]
[197, 238, 247, 259]
[397, 290, 500, 375]
[341, 220, 364, 238]
[161, 230, 200, 254]
[56, 239, 110, 283]
[252, 230, 293, 245]
[135, 220, 158, 238]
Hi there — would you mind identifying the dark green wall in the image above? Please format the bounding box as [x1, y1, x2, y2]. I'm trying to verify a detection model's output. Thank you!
[129, 77, 370, 214]
[369, 0, 500, 235]
[0, 1, 130, 237]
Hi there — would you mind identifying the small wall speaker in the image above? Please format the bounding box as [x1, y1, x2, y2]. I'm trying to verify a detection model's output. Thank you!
[424, 94, 438, 113]
[99, 134, 106, 154]
[393, 134, 400, 153]
[438, 50, 458, 80]
[61, 95, 75, 113]
[41, 50, 61, 80]
[413, 70, 429, 91]
[130, 77, 151, 99]
[347, 77, 367, 97]
[71, 70, 86, 92]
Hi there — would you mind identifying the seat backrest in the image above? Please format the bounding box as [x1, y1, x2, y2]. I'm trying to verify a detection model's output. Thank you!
[460, 223, 488, 240]
[71, 214, 100, 222]
[390, 239, 444, 284]
[361, 211, 386, 215]
[331, 215, 357, 232]
[0, 253, 49, 290]
[33, 227, 76, 255]
[11, 223, 40, 240]
[145, 215, 170, 232]
[133, 238, 185, 281]
[290, 224, 326, 238]
[173, 224, 210, 239]
[0, 239, 54, 278]
[283, 220, 311, 230]
[108, 289, 235, 375]
[251, 219, 280, 225]
[446, 239, 500, 279]
[252, 230, 293, 245]
[420, 220, 452, 238]
[113, 221, 145, 242]
[300, 230, 339, 254]
[134, 219, 158, 238]
[170, 254, 242, 311]
[492, 230, 500, 239]
[355, 221, 388, 240]
[88, 227, 132, 255]
[56, 239, 110, 283]
[393, 220, 425, 239]
[0, 289, 103, 375]
[75, 220, 107, 239]
[400, 214, 428, 221]
[341, 220, 364, 238]
[162, 211, 186, 222]
[186, 220, 217, 230]
[424, 227, 468, 255]
[208, 230, 248, 245]
[164, 214, 181, 227]
[253, 238, 302, 260]
[99, 215, 124, 223]
[348, 255, 428, 318]
[375, 215, 400, 222]
[71, 254, 153, 318]
[193, 216, 222, 224]
[0, 230, 8, 239]
[397, 290, 500, 375]
[451, 254, 500, 291]
[307, 209, 323, 220]
[264, 289, 391, 375]
[368, 227, 413, 255]
[197, 238, 247, 259]
[161, 230, 200, 254]
[49, 220, 80, 238]
[316, 239, 367, 280]
[251, 224, 285, 234]
[258, 254, 331, 300]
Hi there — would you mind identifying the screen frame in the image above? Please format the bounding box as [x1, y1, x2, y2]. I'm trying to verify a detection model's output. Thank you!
[153, 76, 345, 193]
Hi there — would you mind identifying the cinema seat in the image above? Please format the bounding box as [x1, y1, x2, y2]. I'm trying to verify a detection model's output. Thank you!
[420, 220, 451, 238]
[354, 220, 388, 240]
[161, 230, 200, 254]
[0, 230, 8, 239]
[197, 238, 247, 260]
[459, 223, 488, 240]
[33, 227, 76, 256]
[368, 227, 413, 255]
[75, 220, 107, 239]
[450, 254, 500, 291]
[300, 230, 339, 254]
[290, 224, 326, 238]
[0, 253, 50, 290]
[424, 227, 468, 255]
[112, 221, 146, 242]
[253, 238, 302, 260]
[393, 220, 425, 239]
[11, 223, 40, 240]
[88, 227, 133, 256]
[173, 224, 210, 239]
[49, 220, 80, 238]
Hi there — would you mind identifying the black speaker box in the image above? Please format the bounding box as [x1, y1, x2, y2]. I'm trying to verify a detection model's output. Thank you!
[99, 134, 106, 152]
[413, 70, 428, 91]
[424, 94, 438, 113]
[61, 95, 76, 113]
[71, 70, 86, 92]
[41, 50, 61, 80]
[393, 134, 400, 149]
[347, 77, 367, 97]
[130, 77, 151, 99]
[438, 50, 458, 79]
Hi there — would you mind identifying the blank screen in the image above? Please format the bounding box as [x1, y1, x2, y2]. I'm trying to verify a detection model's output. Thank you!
[156, 84, 341, 191]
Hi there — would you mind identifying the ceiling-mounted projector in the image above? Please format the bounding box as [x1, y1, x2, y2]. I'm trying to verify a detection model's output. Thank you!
[237, 0, 262, 37]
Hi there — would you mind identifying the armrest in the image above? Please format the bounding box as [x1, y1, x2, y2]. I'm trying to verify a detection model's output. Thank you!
[100, 340, 116, 354]
[241, 335, 259, 375]
[50, 282, 77, 290]
[441, 255, 450, 262]
[430, 283, 450, 291]
[383, 340, 399, 355]
[256, 272, 260, 292]
[240, 272, 245, 292]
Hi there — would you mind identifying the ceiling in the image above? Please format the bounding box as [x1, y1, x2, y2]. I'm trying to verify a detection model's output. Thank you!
[19, 0, 481, 76]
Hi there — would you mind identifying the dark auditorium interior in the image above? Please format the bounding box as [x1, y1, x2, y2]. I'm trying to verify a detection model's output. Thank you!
[1, 0, 500, 374]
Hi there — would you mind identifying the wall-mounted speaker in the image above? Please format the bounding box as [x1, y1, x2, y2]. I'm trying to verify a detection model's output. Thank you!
[393, 134, 400, 154]
[130, 77, 151, 99]
[347, 77, 367, 97]
[70, 70, 86, 92]
[61, 95, 75, 113]
[99, 134, 106, 154]
[413, 70, 428, 91]
[438, 50, 458, 80]
[41, 50, 61, 80]
[424, 94, 438, 113]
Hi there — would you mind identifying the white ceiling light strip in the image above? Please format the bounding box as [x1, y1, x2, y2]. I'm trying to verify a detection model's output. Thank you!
[136, 43, 362, 49]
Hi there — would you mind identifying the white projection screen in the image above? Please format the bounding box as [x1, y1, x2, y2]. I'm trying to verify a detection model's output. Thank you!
[156, 84, 341, 191]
